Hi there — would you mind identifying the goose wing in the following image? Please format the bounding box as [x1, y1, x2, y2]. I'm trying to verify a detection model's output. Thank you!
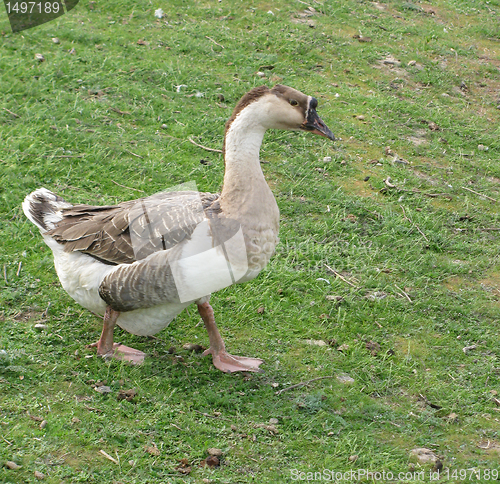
[47, 191, 221, 265]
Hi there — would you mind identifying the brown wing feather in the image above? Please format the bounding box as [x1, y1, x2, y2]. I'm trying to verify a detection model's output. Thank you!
[47, 191, 221, 265]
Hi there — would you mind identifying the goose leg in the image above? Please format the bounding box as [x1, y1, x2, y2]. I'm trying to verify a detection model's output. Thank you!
[198, 302, 263, 373]
[89, 306, 145, 364]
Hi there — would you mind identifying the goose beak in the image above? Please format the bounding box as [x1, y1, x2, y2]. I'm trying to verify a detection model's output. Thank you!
[301, 109, 335, 141]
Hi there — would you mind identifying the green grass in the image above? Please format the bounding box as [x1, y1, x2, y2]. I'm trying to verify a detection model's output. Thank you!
[1, 0, 500, 482]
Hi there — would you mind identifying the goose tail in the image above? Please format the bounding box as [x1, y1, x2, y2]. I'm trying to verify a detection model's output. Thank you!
[22, 188, 72, 233]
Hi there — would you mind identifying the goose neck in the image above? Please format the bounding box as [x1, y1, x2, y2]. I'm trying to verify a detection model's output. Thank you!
[221, 111, 268, 199]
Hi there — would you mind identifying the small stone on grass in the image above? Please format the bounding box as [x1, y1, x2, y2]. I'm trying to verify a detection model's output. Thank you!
[337, 374, 355, 384]
[95, 385, 112, 394]
[207, 448, 222, 457]
[409, 447, 440, 466]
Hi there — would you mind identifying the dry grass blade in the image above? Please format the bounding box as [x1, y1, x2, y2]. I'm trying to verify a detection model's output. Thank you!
[205, 36, 224, 48]
[111, 180, 145, 193]
[99, 450, 118, 464]
[276, 376, 335, 395]
[42, 154, 85, 158]
[324, 264, 359, 288]
[394, 284, 412, 303]
[188, 136, 223, 153]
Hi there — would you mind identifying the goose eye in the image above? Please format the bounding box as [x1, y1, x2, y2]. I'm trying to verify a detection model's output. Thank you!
[289, 99, 298, 106]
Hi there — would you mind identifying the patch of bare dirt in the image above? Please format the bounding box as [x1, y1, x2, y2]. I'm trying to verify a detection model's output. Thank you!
[412, 170, 439, 186]
[13, 310, 42, 321]
[339, 179, 376, 198]
[478, 271, 500, 296]
[407, 136, 428, 147]
[443, 275, 467, 292]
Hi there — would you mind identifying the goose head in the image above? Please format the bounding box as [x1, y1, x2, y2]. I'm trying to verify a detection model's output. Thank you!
[226, 84, 335, 141]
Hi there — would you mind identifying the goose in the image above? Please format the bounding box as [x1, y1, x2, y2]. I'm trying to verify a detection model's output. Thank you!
[22, 84, 334, 373]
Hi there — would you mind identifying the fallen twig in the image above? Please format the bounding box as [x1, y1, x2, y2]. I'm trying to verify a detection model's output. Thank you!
[188, 136, 223, 153]
[193, 409, 229, 420]
[462, 186, 497, 203]
[3, 265, 7, 284]
[16, 261, 22, 277]
[276, 376, 335, 395]
[2, 107, 20, 118]
[83, 405, 103, 413]
[194, 410, 218, 418]
[415, 224, 429, 242]
[125, 149, 143, 159]
[324, 264, 359, 288]
[111, 180, 145, 193]
[110, 107, 131, 115]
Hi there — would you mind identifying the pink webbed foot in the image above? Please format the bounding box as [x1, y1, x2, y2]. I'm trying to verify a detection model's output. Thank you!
[108, 343, 146, 364]
[197, 301, 264, 373]
[88, 306, 145, 364]
[203, 348, 264, 373]
[89, 341, 146, 365]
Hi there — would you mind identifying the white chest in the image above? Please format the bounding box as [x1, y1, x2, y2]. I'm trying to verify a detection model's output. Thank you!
[236, 227, 279, 283]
